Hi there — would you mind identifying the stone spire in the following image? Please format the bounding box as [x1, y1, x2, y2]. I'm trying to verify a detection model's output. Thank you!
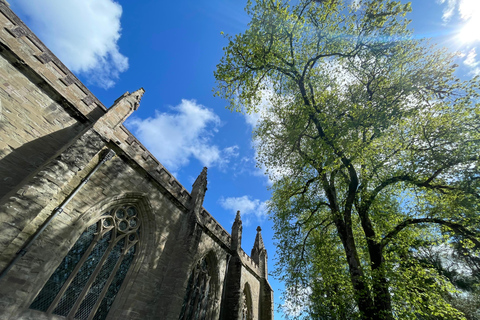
[231, 210, 242, 250]
[251, 226, 268, 278]
[108, 88, 145, 128]
[192, 167, 207, 190]
[112, 87, 145, 111]
[190, 167, 207, 214]
[251, 226, 266, 261]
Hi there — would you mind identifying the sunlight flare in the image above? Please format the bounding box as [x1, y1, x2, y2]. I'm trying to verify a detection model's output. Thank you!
[458, 0, 480, 43]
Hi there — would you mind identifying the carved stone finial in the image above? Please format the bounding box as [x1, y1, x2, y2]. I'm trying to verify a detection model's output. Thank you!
[253, 226, 265, 251]
[231, 210, 243, 250]
[193, 167, 208, 189]
[201, 166, 207, 178]
[94, 88, 146, 139]
[251, 225, 268, 278]
[112, 88, 145, 111]
[190, 167, 208, 213]
[130, 87, 145, 110]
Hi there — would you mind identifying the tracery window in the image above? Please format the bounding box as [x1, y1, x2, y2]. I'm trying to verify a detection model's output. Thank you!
[178, 257, 214, 320]
[242, 284, 253, 320]
[30, 205, 140, 320]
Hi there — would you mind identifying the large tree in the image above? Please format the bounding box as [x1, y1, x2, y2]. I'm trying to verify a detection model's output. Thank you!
[215, 0, 480, 319]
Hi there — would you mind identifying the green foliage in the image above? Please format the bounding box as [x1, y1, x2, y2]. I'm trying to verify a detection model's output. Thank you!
[215, 0, 480, 319]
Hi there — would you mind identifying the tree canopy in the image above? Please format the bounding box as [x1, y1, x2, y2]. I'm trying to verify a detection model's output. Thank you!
[215, 0, 480, 319]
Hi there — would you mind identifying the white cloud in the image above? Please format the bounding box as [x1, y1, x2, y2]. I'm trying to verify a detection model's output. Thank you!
[126, 99, 238, 172]
[436, 0, 480, 24]
[219, 195, 268, 224]
[461, 48, 480, 75]
[464, 48, 479, 67]
[457, 0, 479, 20]
[437, 0, 457, 22]
[243, 89, 275, 129]
[243, 88, 299, 185]
[436, 1, 480, 74]
[222, 145, 240, 159]
[241, 89, 279, 183]
[244, 111, 262, 129]
[11, 0, 128, 89]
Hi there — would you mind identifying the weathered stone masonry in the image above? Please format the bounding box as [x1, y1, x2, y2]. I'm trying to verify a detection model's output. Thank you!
[0, 1, 273, 319]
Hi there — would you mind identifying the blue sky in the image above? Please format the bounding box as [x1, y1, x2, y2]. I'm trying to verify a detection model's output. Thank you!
[8, 0, 480, 318]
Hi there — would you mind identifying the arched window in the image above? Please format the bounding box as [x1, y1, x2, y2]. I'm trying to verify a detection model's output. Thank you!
[178, 256, 217, 320]
[242, 283, 253, 320]
[30, 204, 140, 320]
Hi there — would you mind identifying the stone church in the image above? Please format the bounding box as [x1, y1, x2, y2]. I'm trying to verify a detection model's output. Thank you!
[0, 1, 273, 319]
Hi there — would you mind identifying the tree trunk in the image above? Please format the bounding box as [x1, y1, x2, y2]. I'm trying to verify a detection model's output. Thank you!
[359, 208, 394, 320]
[368, 241, 394, 320]
[334, 218, 376, 320]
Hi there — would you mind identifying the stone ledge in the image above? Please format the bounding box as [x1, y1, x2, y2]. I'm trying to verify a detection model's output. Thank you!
[200, 208, 232, 248]
[239, 248, 261, 278]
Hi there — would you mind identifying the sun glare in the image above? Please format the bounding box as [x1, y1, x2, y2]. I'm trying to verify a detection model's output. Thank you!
[458, 2, 480, 43]
[459, 19, 480, 43]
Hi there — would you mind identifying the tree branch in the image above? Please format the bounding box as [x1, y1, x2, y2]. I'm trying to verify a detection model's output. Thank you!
[382, 218, 480, 249]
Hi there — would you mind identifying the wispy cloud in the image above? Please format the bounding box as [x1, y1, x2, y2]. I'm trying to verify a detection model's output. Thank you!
[126, 99, 238, 172]
[436, 0, 480, 38]
[437, 0, 458, 22]
[457, 0, 479, 20]
[219, 195, 268, 225]
[461, 48, 480, 75]
[11, 0, 128, 89]
[437, 0, 479, 21]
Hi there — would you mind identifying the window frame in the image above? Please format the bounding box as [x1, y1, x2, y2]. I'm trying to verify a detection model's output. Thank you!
[178, 253, 219, 320]
[29, 204, 140, 320]
[242, 283, 253, 320]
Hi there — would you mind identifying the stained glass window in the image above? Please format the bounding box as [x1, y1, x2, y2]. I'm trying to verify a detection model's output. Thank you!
[30, 205, 140, 320]
[242, 285, 253, 320]
[179, 257, 214, 320]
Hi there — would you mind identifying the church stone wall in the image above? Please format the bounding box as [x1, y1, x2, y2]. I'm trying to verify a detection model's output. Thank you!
[241, 267, 261, 320]
[0, 129, 104, 318]
[0, 41, 87, 199]
[0, 1, 273, 319]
